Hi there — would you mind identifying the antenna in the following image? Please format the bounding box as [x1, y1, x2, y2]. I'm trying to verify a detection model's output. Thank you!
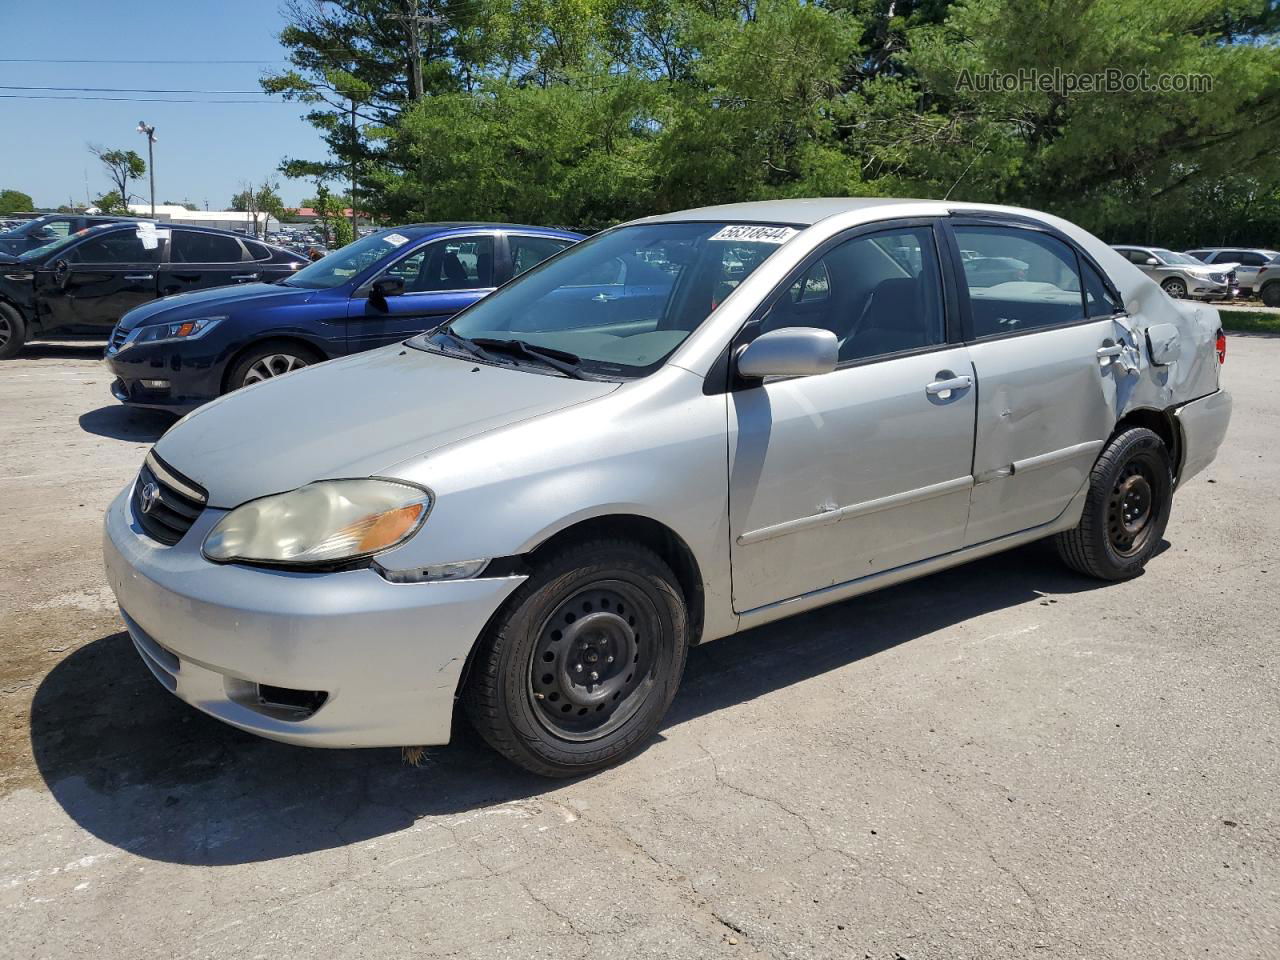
[943, 137, 991, 201]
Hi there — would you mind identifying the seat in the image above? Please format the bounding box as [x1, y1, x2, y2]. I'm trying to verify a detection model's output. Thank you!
[839, 276, 932, 361]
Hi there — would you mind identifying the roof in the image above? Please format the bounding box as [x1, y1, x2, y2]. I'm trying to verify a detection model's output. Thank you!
[638, 197, 944, 226]
[126, 203, 281, 223]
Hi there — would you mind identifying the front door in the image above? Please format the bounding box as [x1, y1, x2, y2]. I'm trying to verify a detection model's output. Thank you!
[348, 235, 496, 351]
[728, 222, 977, 612]
[949, 220, 1124, 545]
[34, 226, 160, 333]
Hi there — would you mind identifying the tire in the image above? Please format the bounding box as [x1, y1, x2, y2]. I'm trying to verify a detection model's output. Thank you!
[225, 340, 321, 394]
[463, 539, 690, 777]
[1261, 282, 1280, 309]
[1054, 427, 1173, 581]
[0, 302, 26, 360]
[1161, 277, 1187, 299]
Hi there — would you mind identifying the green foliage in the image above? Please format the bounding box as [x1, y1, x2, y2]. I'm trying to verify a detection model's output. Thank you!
[332, 216, 355, 248]
[89, 146, 146, 206]
[93, 190, 130, 215]
[0, 189, 33, 214]
[270, 0, 1280, 244]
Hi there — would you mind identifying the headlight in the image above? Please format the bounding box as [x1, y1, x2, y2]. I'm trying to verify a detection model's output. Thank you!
[120, 315, 226, 351]
[202, 479, 431, 566]
[1209, 272, 1226, 284]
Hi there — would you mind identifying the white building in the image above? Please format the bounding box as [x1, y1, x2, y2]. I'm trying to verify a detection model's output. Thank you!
[124, 203, 282, 234]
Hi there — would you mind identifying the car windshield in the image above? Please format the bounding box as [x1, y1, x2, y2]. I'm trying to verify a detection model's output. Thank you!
[1154, 249, 1200, 266]
[0, 216, 47, 238]
[409, 221, 795, 377]
[17, 228, 95, 262]
[280, 231, 415, 289]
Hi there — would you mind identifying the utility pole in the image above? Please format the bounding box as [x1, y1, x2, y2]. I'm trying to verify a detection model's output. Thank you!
[389, 2, 445, 103]
[350, 98, 358, 236]
[136, 121, 157, 216]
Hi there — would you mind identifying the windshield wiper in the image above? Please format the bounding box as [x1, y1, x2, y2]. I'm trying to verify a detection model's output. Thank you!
[469, 337, 589, 379]
[434, 329, 513, 366]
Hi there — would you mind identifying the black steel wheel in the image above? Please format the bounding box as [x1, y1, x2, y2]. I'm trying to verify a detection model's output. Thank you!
[464, 539, 689, 777]
[0, 302, 26, 360]
[1055, 427, 1173, 581]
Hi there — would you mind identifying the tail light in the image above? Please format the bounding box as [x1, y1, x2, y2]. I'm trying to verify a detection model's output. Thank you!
[1216, 330, 1227, 364]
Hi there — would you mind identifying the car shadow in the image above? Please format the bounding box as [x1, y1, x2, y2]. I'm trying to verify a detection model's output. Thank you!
[20, 341, 107, 359]
[78, 404, 175, 442]
[31, 541, 1114, 866]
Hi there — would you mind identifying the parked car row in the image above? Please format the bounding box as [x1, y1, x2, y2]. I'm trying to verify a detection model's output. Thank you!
[1110, 243, 1280, 306]
[101, 198, 1232, 777]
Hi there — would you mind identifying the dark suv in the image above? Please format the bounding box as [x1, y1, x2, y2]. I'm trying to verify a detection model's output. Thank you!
[0, 213, 145, 256]
[0, 221, 307, 358]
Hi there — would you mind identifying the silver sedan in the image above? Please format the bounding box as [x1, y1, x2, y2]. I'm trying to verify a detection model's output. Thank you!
[104, 199, 1232, 776]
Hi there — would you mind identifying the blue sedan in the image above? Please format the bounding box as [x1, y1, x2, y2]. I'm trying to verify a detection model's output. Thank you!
[105, 223, 582, 412]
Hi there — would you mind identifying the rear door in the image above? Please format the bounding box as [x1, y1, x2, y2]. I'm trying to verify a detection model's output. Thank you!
[159, 229, 259, 297]
[33, 226, 160, 333]
[1218, 250, 1266, 289]
[347, 234, 496, 352]
[947, 218, 1124, 545]
[243, 238, 303, 283]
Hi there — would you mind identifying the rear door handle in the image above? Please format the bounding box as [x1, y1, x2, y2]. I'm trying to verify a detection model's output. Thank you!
[925, 374, 973, 398]
[124, 274, 154, 281]
[232, 273, 259, 281]
[591, 293, 616, 303]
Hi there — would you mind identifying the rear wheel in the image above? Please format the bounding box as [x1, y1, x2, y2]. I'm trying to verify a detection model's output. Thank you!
[1261, 282, 1280, 308]
[464, 539, 689, 777]
[0, 303, 26, 360]
[226, 341, 321, 393]
[1054, 427, 1173, 581]
[1161, 277, 1188, 299]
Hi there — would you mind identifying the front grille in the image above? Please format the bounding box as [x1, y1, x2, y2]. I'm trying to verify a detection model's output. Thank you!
[106, 326, 128, 356]
[131, 452, 207, 545]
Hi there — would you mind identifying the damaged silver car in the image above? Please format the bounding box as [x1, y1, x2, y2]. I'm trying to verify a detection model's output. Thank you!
[103, 199, 1232, 776]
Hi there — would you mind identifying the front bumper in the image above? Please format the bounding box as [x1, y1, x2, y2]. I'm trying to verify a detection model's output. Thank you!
[105, 342, 224, 413]
[102, 484, 525, 748]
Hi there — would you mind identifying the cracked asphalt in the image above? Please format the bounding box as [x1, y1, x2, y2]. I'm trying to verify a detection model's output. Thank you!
[1, 337, 1277, 959]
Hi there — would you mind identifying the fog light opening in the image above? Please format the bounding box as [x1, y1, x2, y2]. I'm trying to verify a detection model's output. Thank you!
[141, 379, 170, 390]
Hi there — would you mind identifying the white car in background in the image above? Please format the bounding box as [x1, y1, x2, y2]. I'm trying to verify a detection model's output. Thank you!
[1184, 247, 1279, 297]
[1112, 245, 1236, 300]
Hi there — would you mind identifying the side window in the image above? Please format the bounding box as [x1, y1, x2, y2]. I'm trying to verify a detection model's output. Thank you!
[1185, 250, 1211, 262]
[169, 230, 244, 264]
[1082, 260, 1121, 317]
[42, 220, 72, 238]
[511, 236, 572, 277]
[243, 240, 273, 261]
[954, 226, 1084, 337]
[1123, 249, 1149, 264]
[761, 225, 945, 363]
[69, 229, 151, 263]
[575, 256, 626, 287]
[397, 236, 494, 293]
[1238, 252, 1267, 266]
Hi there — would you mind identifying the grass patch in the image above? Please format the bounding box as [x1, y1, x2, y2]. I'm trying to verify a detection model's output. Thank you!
[1217, 310, 1280, 334]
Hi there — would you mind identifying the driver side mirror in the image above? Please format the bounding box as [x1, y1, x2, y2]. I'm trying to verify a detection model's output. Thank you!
[736, 327, 838, 380]
[369, 275, 404, 302]
[1144, 257, 1159, 266]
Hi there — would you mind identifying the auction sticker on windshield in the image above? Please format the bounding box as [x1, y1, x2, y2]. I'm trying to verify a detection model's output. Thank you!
[708, 224, 798, 244]
[384, 233, 410, 247]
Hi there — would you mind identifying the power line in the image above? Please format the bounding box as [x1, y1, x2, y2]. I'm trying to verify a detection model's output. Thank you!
[0, 57, 284, 64]
[0, 84, 271, 94]
[0, 94, 293, 104]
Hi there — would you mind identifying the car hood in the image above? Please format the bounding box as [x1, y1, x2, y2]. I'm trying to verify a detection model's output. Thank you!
[118, 281, 315, 330]
[153, 344, 619, 508]
[0, 247, 21, 262]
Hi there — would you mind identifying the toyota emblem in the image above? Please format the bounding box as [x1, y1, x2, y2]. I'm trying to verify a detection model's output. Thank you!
[139, 481, 160, 513]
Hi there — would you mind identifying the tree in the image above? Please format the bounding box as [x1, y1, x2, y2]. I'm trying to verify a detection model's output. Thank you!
[0, 189, 33, 214]
[300, 184, 353, 245]
[92, 190, 130, 215]
[88, 145, 146, 207]
[231, 179, 286, 237]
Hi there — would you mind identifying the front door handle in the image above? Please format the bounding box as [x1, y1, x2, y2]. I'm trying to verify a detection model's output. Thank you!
[1096, 344, 1124, 359]
[925, 374, 973, 399]
[231, 273, 259, 281]
[123, 274, 154, 281]
[591, 292, 616, 303]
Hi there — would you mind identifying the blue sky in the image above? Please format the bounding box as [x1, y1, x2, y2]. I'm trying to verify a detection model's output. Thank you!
[1, 0, 329, 209]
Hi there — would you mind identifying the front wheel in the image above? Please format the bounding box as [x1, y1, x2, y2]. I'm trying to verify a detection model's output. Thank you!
[225, 340, 321, 393]
[1161, 277, 1188, 299]
[0, 302, 26, 360]
[464, 540, 689, 777]
[1054, 427, 1173, 581]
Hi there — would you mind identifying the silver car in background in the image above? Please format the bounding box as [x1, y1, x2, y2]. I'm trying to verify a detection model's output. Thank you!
[1112, 244, 1236, 300]
[1184, 247, 1279, 297]
[104, 199, 1232, 776]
